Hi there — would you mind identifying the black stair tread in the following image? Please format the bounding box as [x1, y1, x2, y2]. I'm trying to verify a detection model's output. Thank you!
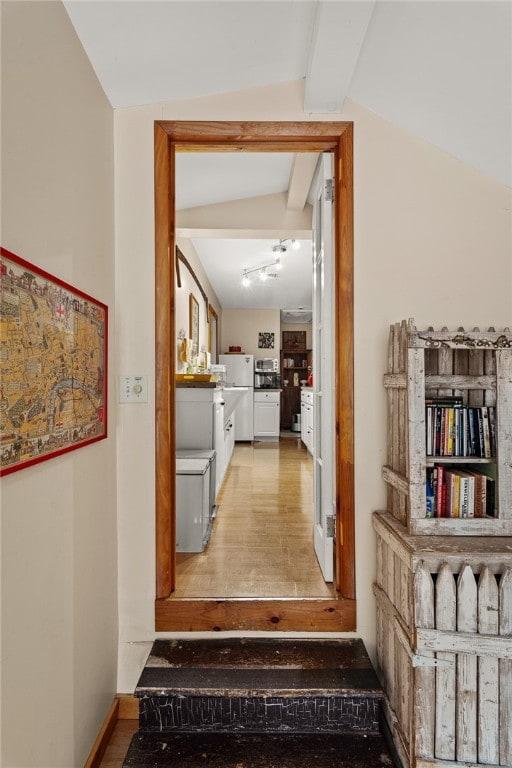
[136, 638, 381, 697]
[123, 731, 397, 768]
[137, 666, 381, 695]
[145, 638, 374, 670]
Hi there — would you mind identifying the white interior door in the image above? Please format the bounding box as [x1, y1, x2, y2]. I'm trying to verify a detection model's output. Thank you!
[312, 153, 335, 582]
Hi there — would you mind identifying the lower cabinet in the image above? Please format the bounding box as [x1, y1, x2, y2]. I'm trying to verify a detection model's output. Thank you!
[254, 391, 280, 439]
[224, 415, 235, 467]
[300, 388, 314, 454]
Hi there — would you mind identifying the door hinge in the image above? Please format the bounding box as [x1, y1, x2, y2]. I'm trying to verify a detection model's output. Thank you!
[326, 515, 335, 538]
[324, 178, 334, 203]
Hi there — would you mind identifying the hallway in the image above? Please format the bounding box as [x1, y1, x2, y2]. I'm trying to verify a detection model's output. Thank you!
[173, 437, 336, 599]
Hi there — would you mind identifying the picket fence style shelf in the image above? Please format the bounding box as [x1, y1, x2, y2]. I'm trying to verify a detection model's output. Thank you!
[375, 320, 512, 768]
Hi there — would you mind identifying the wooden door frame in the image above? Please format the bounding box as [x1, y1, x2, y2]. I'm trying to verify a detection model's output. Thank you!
[154, 121, 355, 632]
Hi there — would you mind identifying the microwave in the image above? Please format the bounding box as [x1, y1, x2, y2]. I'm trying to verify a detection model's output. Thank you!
[254, 371, 280, 389]
[255, 358, 278, 372]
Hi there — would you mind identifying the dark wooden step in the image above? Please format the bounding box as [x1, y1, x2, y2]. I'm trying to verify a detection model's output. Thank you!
[123, 731, 397, 767]
[135, 638, 383, 735]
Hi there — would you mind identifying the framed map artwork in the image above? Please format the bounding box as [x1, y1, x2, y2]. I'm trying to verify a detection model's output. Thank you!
[0, 247, 108, 476]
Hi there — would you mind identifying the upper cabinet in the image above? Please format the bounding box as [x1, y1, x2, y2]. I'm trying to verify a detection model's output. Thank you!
[280, 330, 312, 429]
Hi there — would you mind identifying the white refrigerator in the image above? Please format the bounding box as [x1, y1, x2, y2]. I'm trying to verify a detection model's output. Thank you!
[219, 353, 254, 441]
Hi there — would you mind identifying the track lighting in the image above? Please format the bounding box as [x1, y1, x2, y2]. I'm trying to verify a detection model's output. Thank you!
[241, 239, 299, 287]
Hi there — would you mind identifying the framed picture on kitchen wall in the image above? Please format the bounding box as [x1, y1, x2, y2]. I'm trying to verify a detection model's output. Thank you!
[189, 293, 199, 350]
[258, 331, 275, 349]
[0, 246, 108, 476]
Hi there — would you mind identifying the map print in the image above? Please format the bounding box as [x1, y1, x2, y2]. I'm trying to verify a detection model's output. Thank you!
[0, 248, 107, 475]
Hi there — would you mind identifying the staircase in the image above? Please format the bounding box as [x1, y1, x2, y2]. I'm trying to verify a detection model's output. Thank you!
[123, 638, 397, 767]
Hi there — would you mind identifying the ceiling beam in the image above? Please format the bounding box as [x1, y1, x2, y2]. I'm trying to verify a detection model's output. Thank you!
[176, 192, 312, 234]
[286, 153, 319, 211]
[304, 1, 376, 114]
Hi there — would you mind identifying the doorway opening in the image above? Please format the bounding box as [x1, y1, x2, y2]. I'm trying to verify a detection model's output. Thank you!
[174, 151, 328, 595]
[154, 121, 354, 632]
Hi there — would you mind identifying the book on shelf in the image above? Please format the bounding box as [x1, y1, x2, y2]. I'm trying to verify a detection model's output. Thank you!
[444, 469, 460, 518]
[426, 465, 495, 519]
[456, 470, 475, 519]
[426, 473, 435, 518]
[489, 406, 496, 456]
[434, 466, 445, 518]
[425, 399, 496, 459]
[481, 406, 492, 458]
[468, 408, 478, 456]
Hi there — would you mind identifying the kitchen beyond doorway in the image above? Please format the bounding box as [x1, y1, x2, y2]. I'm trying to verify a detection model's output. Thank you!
[172, 439, 336, 599]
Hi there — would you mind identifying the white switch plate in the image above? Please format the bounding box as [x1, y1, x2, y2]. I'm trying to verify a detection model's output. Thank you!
[119, 375, 148, 403]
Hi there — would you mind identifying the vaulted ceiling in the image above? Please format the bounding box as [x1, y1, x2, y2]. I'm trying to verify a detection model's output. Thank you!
[63, 1, 511, 311]
[63, 0, 511, 186]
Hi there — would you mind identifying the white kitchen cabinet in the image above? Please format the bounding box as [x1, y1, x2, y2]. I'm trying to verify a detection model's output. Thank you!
[175, 386, 226, 494]
[254, 391, 280, 439]
[224, 414, 235, 468]
[300, 388, 314, 454]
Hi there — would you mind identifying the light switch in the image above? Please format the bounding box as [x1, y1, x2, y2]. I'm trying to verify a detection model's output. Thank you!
[120, 375, 148, 403]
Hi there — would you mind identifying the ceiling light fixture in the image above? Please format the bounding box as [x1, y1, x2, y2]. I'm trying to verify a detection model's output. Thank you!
[241, 239, 299, 287]
[241, 260, 278, 287]
[241, 259, 279, 286]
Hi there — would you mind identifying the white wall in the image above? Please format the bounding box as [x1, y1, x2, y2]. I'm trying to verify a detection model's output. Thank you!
[222, 309, 281, 358]
[1, 3, 117, 766]
[175, 238, 222, 370]
[114, 79, 511, 692]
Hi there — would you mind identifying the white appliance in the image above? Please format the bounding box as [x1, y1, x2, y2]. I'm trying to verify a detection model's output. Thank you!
[176, 448, 217, 521]
[219, 354, 254, 441]
[255, 358, 279, 372]
[175, 457, 212, 552]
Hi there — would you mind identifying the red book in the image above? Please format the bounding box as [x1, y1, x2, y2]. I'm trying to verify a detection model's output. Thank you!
[435, 466, 445, 517]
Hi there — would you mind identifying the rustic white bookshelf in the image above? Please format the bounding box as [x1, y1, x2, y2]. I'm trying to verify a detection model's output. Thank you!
[374, 320, 512, 768]
[382, 319, 512, 535]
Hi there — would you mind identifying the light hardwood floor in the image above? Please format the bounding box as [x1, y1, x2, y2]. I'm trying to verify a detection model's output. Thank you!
[173, 436, 336, 599]
[98, 720, 138, 768]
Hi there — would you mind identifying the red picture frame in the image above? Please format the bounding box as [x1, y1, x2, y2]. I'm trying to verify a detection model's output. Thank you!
[0, 246, 108, 475]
